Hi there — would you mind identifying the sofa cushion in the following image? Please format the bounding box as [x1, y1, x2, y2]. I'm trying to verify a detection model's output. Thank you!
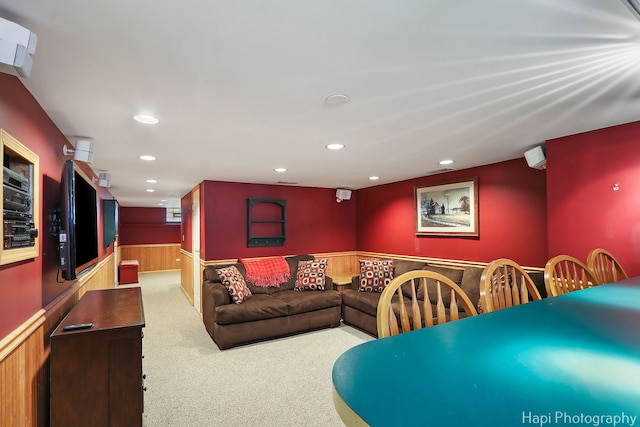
[294, 258, 328, 291]
[216, 266, 253, 304]
[359, 260, 394, 292]
[274, 290, 341, 315]
[392, 259, 428, 276]
[214, 295, 288, 324]
[205, 263, 244, 282]
[341, 289, 382, 317]
[460, 266, 483, 310]
[419, 265, 464, 303]
[388, 259, 428, 296]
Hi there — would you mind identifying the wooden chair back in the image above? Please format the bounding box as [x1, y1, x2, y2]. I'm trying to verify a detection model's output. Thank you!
[376, 270, 478, 338]
[544, 255, 598, 297]
[587, 248, 628, 285]
[479, 258, 542, 313]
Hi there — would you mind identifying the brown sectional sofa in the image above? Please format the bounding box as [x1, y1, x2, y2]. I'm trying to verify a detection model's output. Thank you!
[341, 258, 546, 337]
[202, 254, 342, 350]
[202, 254, 547, 348]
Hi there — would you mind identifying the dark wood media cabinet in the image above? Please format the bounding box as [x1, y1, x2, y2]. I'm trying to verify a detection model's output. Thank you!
[50, 287, 145, 426]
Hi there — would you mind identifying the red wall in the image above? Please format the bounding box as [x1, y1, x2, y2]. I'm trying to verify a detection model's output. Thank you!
[547, 121, 640, 276]
[119, 207, 181, 245]
[356, 159, 548, 267]
[2, 64, 637, 341]
[0, 74, 114, 339]
[201, 181, 357, 260]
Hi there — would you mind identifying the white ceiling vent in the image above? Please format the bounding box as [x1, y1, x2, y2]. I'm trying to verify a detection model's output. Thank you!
[425, 168, 455, 175]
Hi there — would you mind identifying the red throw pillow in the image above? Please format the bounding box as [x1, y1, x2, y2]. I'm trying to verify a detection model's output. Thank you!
[359, 260, 394, 292]
[216, 266, 252, 304]
[294, 258, 328, 291]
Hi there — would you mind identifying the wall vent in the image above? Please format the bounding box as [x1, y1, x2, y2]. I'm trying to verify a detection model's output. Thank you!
[425, 168, 455, 175]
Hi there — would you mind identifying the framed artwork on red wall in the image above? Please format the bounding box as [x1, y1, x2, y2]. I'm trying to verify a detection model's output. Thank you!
[415, 177, 478, 237]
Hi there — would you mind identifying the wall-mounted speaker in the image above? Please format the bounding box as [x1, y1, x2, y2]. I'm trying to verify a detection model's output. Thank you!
[0, 17, 37, 78]
[98, 172, 111, 188]
[336, 189, 352, 202]
[524, 145, 546, 170]
[73, 140, 94, 164]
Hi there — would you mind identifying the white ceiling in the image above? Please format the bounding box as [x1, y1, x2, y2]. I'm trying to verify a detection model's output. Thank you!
[2, 1, 640, 207]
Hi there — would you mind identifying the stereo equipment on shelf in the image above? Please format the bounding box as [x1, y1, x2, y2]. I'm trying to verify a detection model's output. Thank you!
[3, 166, 29, 192]
[3, 218, 37, 249]
[3, 209, 31, 221]
[3, 184, 31, 212]
[3, 166, 37, 249]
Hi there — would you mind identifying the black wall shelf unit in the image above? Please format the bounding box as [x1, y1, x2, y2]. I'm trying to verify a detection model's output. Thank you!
[247, 198, 286, 247]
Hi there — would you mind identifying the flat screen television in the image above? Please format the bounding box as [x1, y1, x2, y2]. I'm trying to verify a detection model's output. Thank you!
[57, 159, 98, 281]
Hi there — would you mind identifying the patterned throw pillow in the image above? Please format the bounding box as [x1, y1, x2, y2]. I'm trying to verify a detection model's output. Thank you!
[294, 258, 328, 291]
[359, 260, 394, 292]
[216, 266, 252, 304]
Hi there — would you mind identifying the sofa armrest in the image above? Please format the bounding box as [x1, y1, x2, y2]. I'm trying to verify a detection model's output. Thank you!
[202, 281, 231, 336]
[350, 275, 360, 290]
[325, 276, 333, 290]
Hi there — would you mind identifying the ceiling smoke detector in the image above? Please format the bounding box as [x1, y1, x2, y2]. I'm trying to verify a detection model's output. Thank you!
[324, 94, 350, 106]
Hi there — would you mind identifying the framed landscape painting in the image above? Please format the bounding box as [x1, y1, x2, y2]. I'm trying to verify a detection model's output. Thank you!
[415, 177, 478, 236]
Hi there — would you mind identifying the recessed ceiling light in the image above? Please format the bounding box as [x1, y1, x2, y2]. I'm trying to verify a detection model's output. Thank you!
[146, 179, 158, 183]
[158, 202, 165, 206]
[439, 159, 455, 165]
[325, 94, 350, 106]
[139, 155, 156, 161]
[146, 189, 155, 193]
[133, 114, 159, 124]
[326, 143, 345, 150]
[275, 168, 287, 173]
[369, 176, 380, 181]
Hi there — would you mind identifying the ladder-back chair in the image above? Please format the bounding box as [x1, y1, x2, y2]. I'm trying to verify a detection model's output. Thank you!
[587, 248, 628, 285]
[376, 270, 477, 338]
[479, 258, 542, 313]
[544, 255, 598, 297]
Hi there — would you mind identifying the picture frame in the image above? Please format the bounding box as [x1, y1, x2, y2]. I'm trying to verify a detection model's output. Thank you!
[415, 177, 478, 236]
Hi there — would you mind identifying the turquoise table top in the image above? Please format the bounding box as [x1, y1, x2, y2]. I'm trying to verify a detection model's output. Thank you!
[332, 278, 640, 427]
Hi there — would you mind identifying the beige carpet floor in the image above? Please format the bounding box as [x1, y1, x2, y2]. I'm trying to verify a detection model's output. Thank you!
[133, 271, 372, 426]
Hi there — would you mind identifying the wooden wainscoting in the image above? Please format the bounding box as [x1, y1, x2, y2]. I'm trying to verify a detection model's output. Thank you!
[120, 244, 181, 273]
[180, 249, 195, 305]
[313, 251, 360, 278]
[201, 252, 361, 284]
[355, 251, 487, 270]
[354, 251, 544, 273]
[0, 255, 115, 427]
